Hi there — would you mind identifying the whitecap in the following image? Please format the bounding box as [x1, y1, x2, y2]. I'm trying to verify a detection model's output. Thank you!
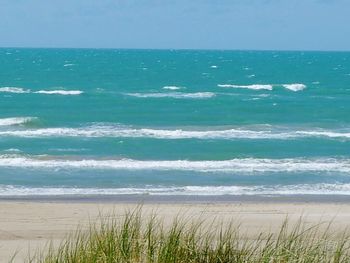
[125, 92, 215, 99]
[1, 125, 350, 140]
[218, 83, 306, 92]
[0, 126, 276, 139]
[282, 84, 306, 92]
[0, 155, 350, 174]
[0, 87, 30, 93]
[34, 90, 83, 95]
[0, 117, 37, 126]
[295, 130, 350, 138]
[3, 183, 350, 196]
[218, 84, 273, 91]
[0, 183, 348, 196]
[162, 86, 184, 90]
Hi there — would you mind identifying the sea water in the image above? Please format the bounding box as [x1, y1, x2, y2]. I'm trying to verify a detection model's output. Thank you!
[1, 48, 350, 196]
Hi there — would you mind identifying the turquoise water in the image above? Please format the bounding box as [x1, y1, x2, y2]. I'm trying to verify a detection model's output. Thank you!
[1, 48, 350, 196]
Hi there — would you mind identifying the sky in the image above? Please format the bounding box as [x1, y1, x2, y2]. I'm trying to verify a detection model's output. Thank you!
[0, 0, 349, 51]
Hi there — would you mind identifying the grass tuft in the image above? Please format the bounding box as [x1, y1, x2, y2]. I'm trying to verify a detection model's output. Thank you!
[26, 209, 350, 263]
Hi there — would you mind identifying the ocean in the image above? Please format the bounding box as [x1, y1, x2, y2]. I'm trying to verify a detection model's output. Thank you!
[1, 48, 350, 197]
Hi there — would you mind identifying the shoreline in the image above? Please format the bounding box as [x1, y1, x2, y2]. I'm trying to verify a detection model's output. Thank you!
[2, 194, 350, 203]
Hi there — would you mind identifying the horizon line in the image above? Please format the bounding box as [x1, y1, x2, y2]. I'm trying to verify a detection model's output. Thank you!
[1, 46, 350, 53]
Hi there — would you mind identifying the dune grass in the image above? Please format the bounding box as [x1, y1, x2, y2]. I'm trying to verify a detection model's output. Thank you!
[25, 209, 350, 263]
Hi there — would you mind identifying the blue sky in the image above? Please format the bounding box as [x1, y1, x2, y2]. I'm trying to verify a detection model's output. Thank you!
[0, 0, 349, 50]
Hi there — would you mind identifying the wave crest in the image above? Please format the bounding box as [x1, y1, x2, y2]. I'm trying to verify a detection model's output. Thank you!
[1, 183, 349, 196]
[1, 125, 350, 140]
[35, 90, 83, 95]
[125, 92, 215, 99]
[282, 84, 306, 91]
[162, 86, 184, 90]
[218, 84, 273, 90]
[0, 117, 37, 126]
[0, 155, 350, 173]
[218, 83, 306, 92]
[0, 87, 30, 93]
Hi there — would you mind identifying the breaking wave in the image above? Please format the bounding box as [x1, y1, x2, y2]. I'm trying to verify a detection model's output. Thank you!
[0, 87, 30, 93]
[0, 155, 350, 173]
[1, 183, 350, 196]
[0, 117, 37, 126]
[162, 86, 184, 90]
[218, 84, 273, 90]
[125, 92, 215, 99]
[218, 83, 306, 92]
[282, 84, 306, 92]
[1, 125, 350, 140]
[0, 87, 83, 95]
[34, 90, 83, 95]
[63, 63, 75, 67]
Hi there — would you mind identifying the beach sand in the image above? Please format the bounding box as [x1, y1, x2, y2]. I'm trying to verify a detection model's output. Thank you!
[1, 200, 350, 262]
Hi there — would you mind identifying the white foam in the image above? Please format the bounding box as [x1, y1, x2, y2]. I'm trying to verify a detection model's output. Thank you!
[63, 63, 75, 67]
[282, 84, 306, 92]
[0, 117, 36, 126]
[0, 87, 30, 93]
[0, 126, 276, 139]
[218, 83, 307, 92]
[210, 65, 218, 68]
[2, 183, 350, 196]
[0, 126, 284, 139]
[0, 87, 83, 95]
[217, 84, 273, 91]
[125, 92, 215, 99]
[162, 86, 184, 90]
[34, 90, 83, 95]
[0, 155, 350, 173]
[178, 184, 350, 196]
[1, 125, 350, 140]
[296, 131, 350, 139]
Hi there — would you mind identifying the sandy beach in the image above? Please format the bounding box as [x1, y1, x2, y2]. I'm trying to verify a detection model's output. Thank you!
[1, 200, 350, 262]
